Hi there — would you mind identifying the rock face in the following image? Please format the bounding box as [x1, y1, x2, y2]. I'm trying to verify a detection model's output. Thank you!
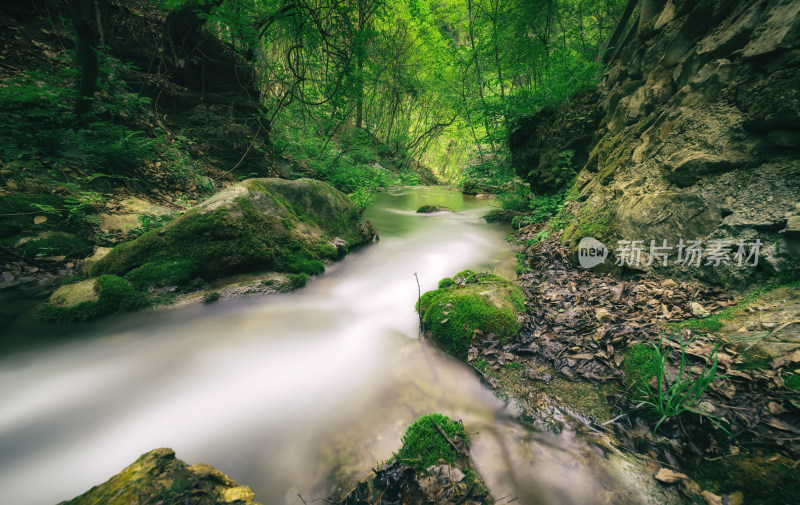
[417, 271, 525, 359]
[511, 0, 800, 286]
[60, 448, 261, 505]
[90, 178, 376, 283]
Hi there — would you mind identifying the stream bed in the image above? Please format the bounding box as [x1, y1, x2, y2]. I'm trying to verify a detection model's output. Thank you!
[0, 187, 672, 505]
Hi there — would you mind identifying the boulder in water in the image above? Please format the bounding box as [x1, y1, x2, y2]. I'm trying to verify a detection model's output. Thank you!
[90, 178, 377, 286]
[59, 448, 261, 505]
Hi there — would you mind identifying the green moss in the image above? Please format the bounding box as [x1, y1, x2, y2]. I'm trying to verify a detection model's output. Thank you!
[688, 454, 799, 505]
[89, 180, 367, 284]
[127, 259, 198, 290]
[286, 273, 308, 289]
[560, 201, 615, 249]
[38, 275, 150, 323]
[396, 413, 467, 470]
[672, 281, 800, 333]
[418, 272, 525, 359]
[417, 205, 453, 213]
[622, 344, 658, 388]
[438, 277, 454, 289]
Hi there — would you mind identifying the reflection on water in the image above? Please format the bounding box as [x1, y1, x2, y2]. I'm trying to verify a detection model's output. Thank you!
[0, 187, 665, 505]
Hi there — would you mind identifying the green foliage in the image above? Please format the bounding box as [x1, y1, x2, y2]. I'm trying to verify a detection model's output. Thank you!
[396, 413, 467, 470]
[348, 186, 376, 214]
[126, 259, 199, 290]
[634, 332, 728, 434]
[19, 234, 91, 259]
[131, 214, 174, 237]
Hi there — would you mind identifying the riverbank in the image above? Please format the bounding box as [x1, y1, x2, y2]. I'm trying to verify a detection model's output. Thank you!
[458, 233, 799, 504]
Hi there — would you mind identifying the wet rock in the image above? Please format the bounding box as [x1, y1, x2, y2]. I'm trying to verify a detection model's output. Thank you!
[59, 448, 261, 505]
[510, 0, 800, 286]
[785, 215, 800, 239]
[418, 271, 525, 359]
[90, 178, 376, 287]
[38, 276, 149, 323]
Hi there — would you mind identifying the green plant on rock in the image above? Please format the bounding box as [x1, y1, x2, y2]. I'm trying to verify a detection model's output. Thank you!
[396, 413, 468, 470]
[635, 331, 729, 434]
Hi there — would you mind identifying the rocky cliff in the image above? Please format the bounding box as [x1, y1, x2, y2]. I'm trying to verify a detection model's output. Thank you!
[512, 0, 800, 287]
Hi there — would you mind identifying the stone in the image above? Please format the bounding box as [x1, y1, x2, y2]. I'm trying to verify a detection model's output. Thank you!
[90, 178, 376, 286]
[38, 276, 149, 323]
[664, 150, 745, 187]
[61, 448, 261, 505]
[786, 215, 800, 238]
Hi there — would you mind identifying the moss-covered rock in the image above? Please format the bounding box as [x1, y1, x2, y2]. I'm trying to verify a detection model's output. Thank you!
[416, 205, 453, 213]
[339, 414, 491, 505]
[418, 271, 525, 359]
[60, 448, 261, 505]
[38, 275, 150, 323]
[90, 178, 376, 287]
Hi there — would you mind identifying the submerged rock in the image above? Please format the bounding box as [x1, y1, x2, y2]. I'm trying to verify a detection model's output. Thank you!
[60, 448, 261, 505]
[417, 270, 525, 359]
[90, 178, 376, 286]
[38, 276, 149, 323]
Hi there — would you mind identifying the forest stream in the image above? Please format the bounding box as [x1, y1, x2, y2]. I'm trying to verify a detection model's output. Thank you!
[0, 187, 672, 505]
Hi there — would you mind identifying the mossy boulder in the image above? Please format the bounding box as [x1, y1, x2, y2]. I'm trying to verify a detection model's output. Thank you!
[60, 448, 261, 505]
[417, 270, 525, 359]
[90, 178, 376, 286]
[38, 275, 150, 323]
[416, 205, 453, 213]
[339, 413, 491, 505]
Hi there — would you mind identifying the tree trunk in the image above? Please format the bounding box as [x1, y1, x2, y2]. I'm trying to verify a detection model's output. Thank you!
[68, 0, 99, 116]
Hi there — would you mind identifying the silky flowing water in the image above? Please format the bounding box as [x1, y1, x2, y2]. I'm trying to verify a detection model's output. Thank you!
[0, 187, 668, 505]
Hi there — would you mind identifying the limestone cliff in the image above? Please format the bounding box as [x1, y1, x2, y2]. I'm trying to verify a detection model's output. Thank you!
[512, 0, 800, 287]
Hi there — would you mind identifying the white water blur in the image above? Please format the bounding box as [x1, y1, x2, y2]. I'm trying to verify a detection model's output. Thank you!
[0, 187, 665, 505]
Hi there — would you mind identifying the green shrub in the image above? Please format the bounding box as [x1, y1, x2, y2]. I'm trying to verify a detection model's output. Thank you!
[635, 332, 728, 434]
[20, 234, 91, 259]
[396, 413, 467, 470]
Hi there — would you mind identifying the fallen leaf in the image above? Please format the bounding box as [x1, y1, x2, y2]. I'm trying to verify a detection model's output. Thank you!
[654, 468, 688, 483]
[701, 490, 723, 505]
[34, 215, 47, 225]
[768, 402, 787, 414]
[770, 349, 800, 369]
[766, 418, 798, 433]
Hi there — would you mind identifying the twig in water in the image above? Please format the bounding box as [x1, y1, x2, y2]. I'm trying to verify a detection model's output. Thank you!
[414, 272, 423, 336]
